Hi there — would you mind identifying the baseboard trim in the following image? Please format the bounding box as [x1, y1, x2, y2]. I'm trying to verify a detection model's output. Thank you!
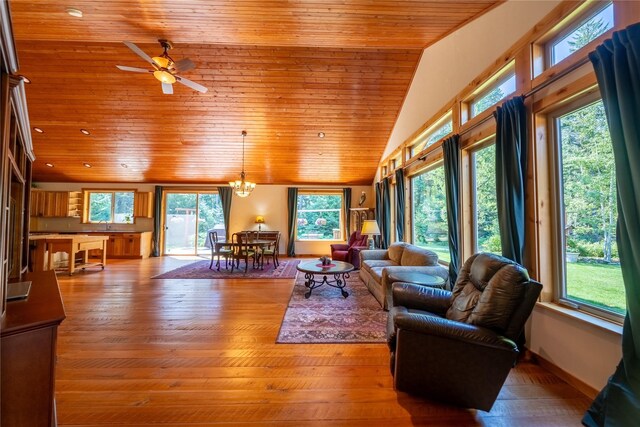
[530, 352, 599, 399]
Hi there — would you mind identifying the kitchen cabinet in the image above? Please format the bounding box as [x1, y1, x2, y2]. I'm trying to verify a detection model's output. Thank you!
[134, 192, 153, 218]
[89, 232, 152, 259]
[30, 190, 75, 218]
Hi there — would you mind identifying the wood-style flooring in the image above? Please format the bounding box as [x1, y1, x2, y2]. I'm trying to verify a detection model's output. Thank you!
[54, 256, 591, 426]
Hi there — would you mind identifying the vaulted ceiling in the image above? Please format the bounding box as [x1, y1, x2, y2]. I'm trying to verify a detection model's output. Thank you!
[9, 0, 501, 185]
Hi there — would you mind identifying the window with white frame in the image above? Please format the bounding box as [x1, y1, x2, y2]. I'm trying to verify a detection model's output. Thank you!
[86, 190, 134, 223]
[296, 192, 344, 240]
[410, 111, 453, 157]
[472, 142, 501, 254]
[550, 2, 613, 66]
[553, 98, 625, 320]
[411, 164, 449, 262]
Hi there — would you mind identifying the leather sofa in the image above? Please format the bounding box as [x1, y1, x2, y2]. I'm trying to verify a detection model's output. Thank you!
[386, 252, 542, 410]
[330, 231, 368, 269]
[359, 242, 448, 310]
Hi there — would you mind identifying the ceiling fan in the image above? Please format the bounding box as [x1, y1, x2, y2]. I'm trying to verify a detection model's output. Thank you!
[116, 39, 208, 95]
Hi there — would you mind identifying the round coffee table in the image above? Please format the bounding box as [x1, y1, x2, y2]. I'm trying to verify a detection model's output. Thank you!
[387, 271, 446, 289]
[296, 260, 354, 299]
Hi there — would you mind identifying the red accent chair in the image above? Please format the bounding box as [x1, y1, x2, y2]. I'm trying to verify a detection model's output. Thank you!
[330, 232, 369, 269]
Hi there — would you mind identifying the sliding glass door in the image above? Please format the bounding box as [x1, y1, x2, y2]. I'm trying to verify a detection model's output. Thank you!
[163, 192, 225, 255]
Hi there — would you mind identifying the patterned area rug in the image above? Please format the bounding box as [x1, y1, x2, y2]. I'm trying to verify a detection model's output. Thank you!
[152, 259, 300, 279]
[277, 272, 387, 343]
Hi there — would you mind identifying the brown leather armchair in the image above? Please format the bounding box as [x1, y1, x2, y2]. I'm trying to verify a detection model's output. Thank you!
[386, 253, 542, 411]
[330, 231, 368, 269]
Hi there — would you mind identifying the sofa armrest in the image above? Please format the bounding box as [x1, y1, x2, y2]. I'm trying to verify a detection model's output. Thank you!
[382, 265, 449, 284]
[394, 312, 517, 353]
[330, 243, 349, 251]
[392, 283, 451, 315]
[359, 249, 388, 260]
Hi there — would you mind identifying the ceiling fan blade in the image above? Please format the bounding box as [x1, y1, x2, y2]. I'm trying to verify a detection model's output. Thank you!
[174, 58, 196, 73]
[175, 76, 208, 93]
[162, 82, 174, 95]
[123, 41, 159, 67]
[116, 65, 152, 73]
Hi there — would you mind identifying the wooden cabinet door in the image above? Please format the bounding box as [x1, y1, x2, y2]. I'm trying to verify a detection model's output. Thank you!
[121, 234, 141, 257]
[107, 235, 123, 257]
[53, 192, 69, 217]
[134, 192, 153, 218]
[30, 191, 45, 216]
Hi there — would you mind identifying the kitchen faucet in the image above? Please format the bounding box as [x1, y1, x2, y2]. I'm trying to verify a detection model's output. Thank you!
[98, 220, 109, 231]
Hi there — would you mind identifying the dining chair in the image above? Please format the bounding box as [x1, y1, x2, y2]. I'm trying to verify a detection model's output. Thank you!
[259, 231, 280, 268]
[231, 232, 257, 273]
[208, 231, 232, 271]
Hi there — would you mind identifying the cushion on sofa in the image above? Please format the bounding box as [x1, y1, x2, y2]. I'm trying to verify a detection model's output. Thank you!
[363, 260, 397, 270]
[400, 245, 439, 266]
[369, 267, 385, 283]
[388, 243, 407, 264]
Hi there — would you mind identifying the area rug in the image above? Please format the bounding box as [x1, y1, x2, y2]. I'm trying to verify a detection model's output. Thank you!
[277, 272, 387, 343]
[152, 259, 300, 279]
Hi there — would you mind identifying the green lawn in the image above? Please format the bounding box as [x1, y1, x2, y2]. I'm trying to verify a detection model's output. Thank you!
[416, 241, 450, 262]
[566, 262, 626, 315]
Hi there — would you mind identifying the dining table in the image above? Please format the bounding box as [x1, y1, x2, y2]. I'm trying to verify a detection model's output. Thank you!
[214, 239, 275, 270]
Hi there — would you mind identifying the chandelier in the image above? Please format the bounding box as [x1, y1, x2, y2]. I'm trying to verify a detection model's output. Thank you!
[229, 130, 256, 197]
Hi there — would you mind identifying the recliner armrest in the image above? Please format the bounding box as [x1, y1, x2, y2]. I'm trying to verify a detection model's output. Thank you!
[392, 283, 451, 316]
[330, 243, 349, 251]
[394, 312, 517, 353]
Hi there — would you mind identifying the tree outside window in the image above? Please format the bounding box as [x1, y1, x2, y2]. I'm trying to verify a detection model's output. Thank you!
[296, 194, 343, 240]
[88, 191, 134, 223]
[411, 166, 450, 262]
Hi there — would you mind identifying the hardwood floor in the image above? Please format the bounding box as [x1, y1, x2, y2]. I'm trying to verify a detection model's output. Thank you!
[54, 257, 590, 426]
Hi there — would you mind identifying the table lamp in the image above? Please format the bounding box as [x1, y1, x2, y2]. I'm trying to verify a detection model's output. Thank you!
[361, 219, 380, 250]
[255, 215, 265, 232]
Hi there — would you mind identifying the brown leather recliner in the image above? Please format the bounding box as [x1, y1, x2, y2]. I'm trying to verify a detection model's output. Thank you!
[386, 252, 542, 411]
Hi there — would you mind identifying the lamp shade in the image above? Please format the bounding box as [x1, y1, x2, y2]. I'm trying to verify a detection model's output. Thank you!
[361, 219, 381, 235]
[255, 216, 265, 224]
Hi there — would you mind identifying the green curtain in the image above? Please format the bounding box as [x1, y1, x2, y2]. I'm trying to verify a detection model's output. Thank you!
[375, 181, 383, 249]
[287, 187, 298, 256]
[381, 177, 391, 249]
[217, 186, 232, 241]
[151, 185, 163, 257]
[343, 187, 352, 237]
[494, 96, 527, 265]
[443, 135, 461, 284]
[394, 168, 405, 242]
[584, 23, 640, 426]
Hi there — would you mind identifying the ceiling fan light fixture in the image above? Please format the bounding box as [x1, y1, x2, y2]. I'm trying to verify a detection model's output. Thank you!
[153, 70, 176, 84]
[152, 56, 171, 69]
[229, 130, 256, 197]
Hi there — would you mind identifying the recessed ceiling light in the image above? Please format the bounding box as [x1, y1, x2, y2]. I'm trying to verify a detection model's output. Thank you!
[318, 132, 325, 138]
[18, 75, 31, 84]
[66, 8, 83, 18]
[33, 127, 44, 133]
[80, 128, 90, 135]
[121, 163, 128, 168]
[45, 163, 54, 168]
[83, 163, 92, 168]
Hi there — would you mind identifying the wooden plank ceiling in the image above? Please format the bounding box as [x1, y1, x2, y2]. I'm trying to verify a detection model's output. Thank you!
[10, 0, 501, 184]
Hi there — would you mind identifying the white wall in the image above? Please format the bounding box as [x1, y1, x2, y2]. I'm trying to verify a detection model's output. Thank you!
[31, 182, 373, 256]
[383, 0, 562, 158]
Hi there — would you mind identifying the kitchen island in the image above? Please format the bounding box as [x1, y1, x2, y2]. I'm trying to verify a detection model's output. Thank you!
[29, 234, 108, 275]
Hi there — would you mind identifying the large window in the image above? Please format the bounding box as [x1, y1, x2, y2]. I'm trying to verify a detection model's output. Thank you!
[296, 193, 343, 240]
[410, 112, 453, 157]
[87, 191, 134, 223]
[411, 165, 449, 262]
[472, 143, 501, 254]
[550, 2, 613, 66]
[555, 99, 625, 319]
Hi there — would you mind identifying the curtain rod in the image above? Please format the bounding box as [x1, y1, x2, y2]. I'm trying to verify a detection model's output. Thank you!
[396, 55, 593, 176]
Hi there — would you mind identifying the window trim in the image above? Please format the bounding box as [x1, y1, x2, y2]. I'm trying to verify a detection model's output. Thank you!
[547, 92, 624, 323]
[468, 136, 498, 254]
[409, 160, 450, 264]
[533, 1, 614, 77]
[409, 110, 453, 158]
[83, 188, 137, 224]
[295, 190, 345, 242]
[465, 60, 516, 121]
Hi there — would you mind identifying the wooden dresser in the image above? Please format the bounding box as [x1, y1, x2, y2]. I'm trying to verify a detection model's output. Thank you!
[1, 271, 66, 426]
